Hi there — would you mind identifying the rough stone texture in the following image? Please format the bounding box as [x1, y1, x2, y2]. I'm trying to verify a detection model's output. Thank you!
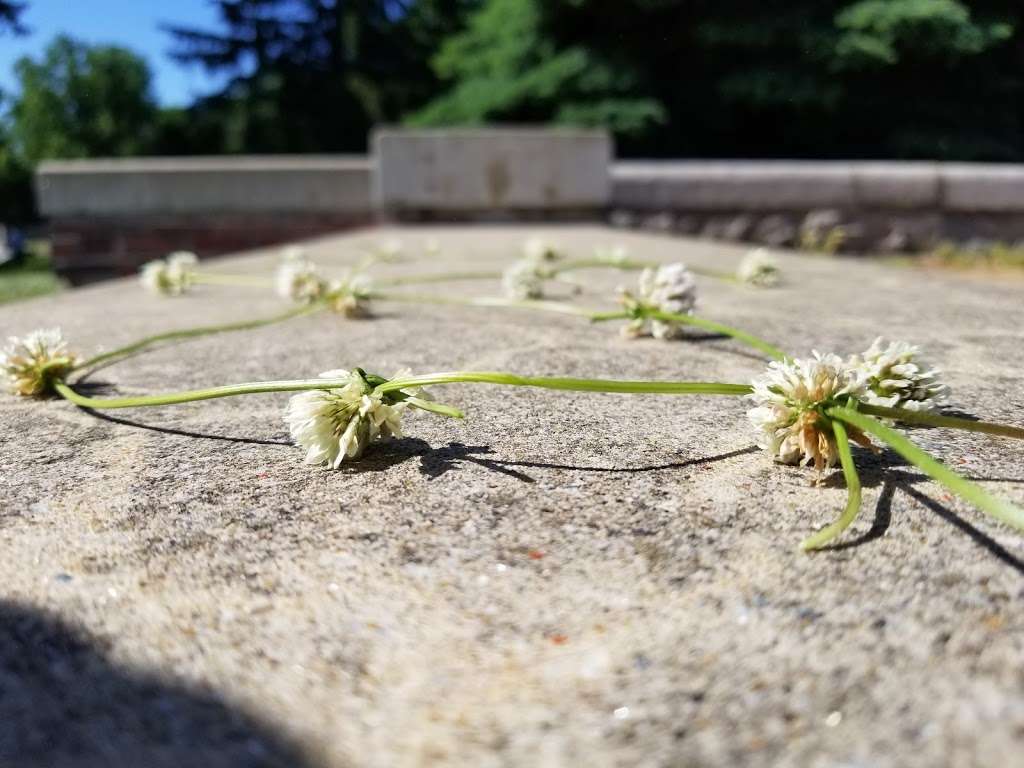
[374, 129, 612, 213]
[2, 225, 1023, 767]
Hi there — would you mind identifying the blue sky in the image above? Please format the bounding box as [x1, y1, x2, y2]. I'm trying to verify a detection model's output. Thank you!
[0, 0, 233, 106]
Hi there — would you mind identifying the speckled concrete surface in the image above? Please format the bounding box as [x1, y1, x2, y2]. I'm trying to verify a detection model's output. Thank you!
[1, 225, 1023, 767]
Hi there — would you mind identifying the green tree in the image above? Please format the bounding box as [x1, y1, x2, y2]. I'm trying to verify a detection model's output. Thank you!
[408, 0, 664, 137]
[414, 0, 1021, 159]
[164, 0, 476, 153]
[10, 35, 160, 164]
[0, 1, 26, 35]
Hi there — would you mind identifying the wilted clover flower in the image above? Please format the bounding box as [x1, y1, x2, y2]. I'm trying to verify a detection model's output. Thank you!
[522, 236, 563, 264]
[737, 248, 781, 287]
[275, 255, 324, 303]
[140, 251, 199, 296]
[325, 274, 373, 317]
[620, 263, 698, 340]
[747, 352, 873, 472]
[502, 258, 547, 300]
[1, 328, 79, 397]
[375, 238, 404, 261]
[285, 369, 407, 468]
[850, 337, 949, 411]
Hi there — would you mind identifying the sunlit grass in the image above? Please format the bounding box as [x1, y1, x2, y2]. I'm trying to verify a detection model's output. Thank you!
[0, 240, 65, 304]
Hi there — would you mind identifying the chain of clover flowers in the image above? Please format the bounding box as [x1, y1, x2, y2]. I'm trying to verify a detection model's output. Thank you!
[10, 249, 1024, 552]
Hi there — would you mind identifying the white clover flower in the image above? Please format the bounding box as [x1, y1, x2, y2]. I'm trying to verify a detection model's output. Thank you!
[285, 369, 407, 467]
[621, 263, 698, 340]
[140, 251, 199, 296]
[737, 248, 781, 287]
[502, 259, 547, 300]
[376, 238, 404, 260]
[595, 244, 630, 267]
[747, 353, 873, 471]
[522, 236, 563, 264]
[849, 337, 949, 411]
[1, 328, 79, 397]
[281, 245, 307, 263]
[275, 257, 324, 303]
[325, 274, 373, 317]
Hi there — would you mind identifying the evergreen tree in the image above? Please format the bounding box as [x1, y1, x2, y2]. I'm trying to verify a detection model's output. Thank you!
[163, 0, 476, 153]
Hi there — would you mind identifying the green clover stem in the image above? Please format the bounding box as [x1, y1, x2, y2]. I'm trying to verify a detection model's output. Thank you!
[52, 376, 356, 409]
[73, 304, 323, 373]
[859, 404, 1024, 441]
[375, 372, 751, 398]
[192, 272, 274, 288]
[827, 406, 1024, 533]
[800, 418, 863, 551]
[374, 270, 502, 287]
[551, 257, 656, 274]
[370, 291, 596, 316]
[590, 309, 787, 361]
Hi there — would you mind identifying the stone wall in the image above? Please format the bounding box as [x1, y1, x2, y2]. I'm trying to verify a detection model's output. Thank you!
[610, 161, 1024, 253]
[36, 156, 374, 283]
[35, 138, 1024, 283]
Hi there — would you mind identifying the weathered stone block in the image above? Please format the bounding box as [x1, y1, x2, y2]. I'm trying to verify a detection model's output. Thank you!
[36, 156, 374, 216]
[942, 164, 1024, 212]
[373, 128, 612, 213]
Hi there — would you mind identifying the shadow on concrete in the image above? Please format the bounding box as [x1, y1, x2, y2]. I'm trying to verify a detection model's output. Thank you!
[78, 408, 294, 446]
[409, 441, 759, 482]
[0, 601, 313, 768]
[819, 463, 1024, 574]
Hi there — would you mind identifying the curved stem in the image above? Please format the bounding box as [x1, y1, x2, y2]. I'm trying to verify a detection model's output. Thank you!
[374, 270, 501, 287]
[800, 419, 863, 551]
[591, 308, 787, 360]
[53, 376, 353, 410]
[551, 257, 655, 275]
[859, 404, 1024, 441]
[375, 372, 751, 397]
[74, 304, 323, 373]
[827, 406, 1024, 533]
[371, 291, 596, 316]
[192, 272, 274, 288]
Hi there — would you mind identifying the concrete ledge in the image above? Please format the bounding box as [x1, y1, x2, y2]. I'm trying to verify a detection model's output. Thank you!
[940, 164, 1024, 212]
[374, 128, 611, 213]
[36, 156, 373, 216]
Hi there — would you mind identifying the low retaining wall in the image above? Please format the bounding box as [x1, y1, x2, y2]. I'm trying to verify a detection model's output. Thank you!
[36, 156, 374, 283]
[34, 141, 1024, 283]
[610, 161, 1024, 252]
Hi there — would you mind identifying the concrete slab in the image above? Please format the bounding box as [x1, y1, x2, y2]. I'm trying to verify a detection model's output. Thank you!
[2, 226, 1023, 767]
[374, 129, 611, 212]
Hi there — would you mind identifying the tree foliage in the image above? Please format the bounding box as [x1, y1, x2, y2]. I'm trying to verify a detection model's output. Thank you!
[10, 35, 159, 164]
[163, 0, 476, 152]
[416, 0, 1021, 159]
[0, 1, 26, 35]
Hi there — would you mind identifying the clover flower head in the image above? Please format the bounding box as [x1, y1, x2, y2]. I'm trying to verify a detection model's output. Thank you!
[140, 251, 199, 296]
[325, 274, 373, 317]
[747, 352, 872, 471]
[376, 238, 404, 261]
[285, 369, 407, 468]
[275, 256, 324, 303]
[281, 245, 307, 263]
[502, 258, 546, 300]
[850, 337, 949, 412]
[522, 236, 563, 264]
[1, 328, 79, 397]
[620, 263, 698, 340]
[737, 248, 781, 287]
[595, 244, 630, 267]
